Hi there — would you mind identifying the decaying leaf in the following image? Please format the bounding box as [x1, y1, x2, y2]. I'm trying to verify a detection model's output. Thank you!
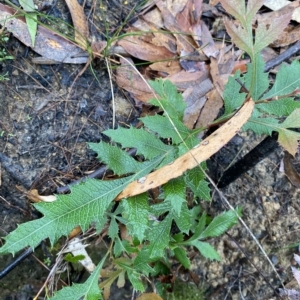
[118, 31, 176, 61]
[264, 0, 300, 23]
[196, 88, 224, 129]
[283, 151, 300, 187]
[116, 98, 254, 200]
[0, 3, 88, 63]
[26, 189, 56, 203]
[136, 293, 163, 300]
[65, 0, 89, 48]
[62, 237, 96, 273]
[115, 57, 154, 103]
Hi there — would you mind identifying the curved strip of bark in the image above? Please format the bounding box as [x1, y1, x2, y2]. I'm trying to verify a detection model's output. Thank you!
[116, 98, 255, 200]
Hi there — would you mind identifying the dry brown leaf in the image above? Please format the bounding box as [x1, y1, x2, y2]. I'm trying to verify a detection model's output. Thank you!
[284, 152, 300, 188]
[195, 88, 224, 129]
[191, 21, 219, 58]
[142, 7, 164, 28]
[166, 69, 208, 89]
[264, 0, 300, 23]
[0, 3, 88, 63]
[271, 24, 300, 47]
[210, 44, 240, 97]
[118, 32, 175, 62]
[136, 293, 163, 300]
[116, 98, 254, 200]
[64, 0, 89, 48]
[182, 78, 213, 129]
[209, 0, 220, 5]
[26, 189, 56, 203]
[183, 93, 206, 129]
[115, 57, 154, 103]
[149, 61, 182, 76]
[155, 0, 196, 53]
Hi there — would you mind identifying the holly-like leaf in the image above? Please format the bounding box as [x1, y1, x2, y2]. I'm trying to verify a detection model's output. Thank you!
[172, 203, 191, 234]
[0, 155, 163, 255]
[89, 141, 142, 175]
[184, 167, 210, 200]
[141, 114, 191, 145]
[222, 71, 247, 116]
[261, 60, 300, 100]
[121, 194, 149, 242]
[104, 127, 173, 160]
[163, 178, 186, 217]
[146, 214, 172, 259]
[108, 217, 119, 240]
[50, 253, 107, 300]
[148, 79, 186, 120]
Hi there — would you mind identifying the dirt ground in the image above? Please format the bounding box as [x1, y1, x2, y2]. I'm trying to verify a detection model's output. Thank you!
[1, 0, 300, 299]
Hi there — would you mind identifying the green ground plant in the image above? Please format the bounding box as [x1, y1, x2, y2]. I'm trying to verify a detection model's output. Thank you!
[0, 35, 13, 81]
[1, 0, 300, 299]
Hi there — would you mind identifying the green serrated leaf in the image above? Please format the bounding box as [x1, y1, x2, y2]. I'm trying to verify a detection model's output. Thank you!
[184, 167, 210, 200]
[280, 108, 300, 128]
[148, 79, 186, 120]
[277, 109, 300, 155]
[114, 238, 138, 257]
[254, 13, 291, 54]
[219, 0, 246, 26]
[141, 114, 191, 145]
[244, 53, 269, 101]
[183, 213, 206, 244]
[174, 247, 190, 269]
[0, 179, 126, 255]
[198, 210, 240, 240]
[190, 240, 220, 261]
[50, 253, 107, 300]
[243, 115, 278, 135]
[246, 0, 265, 24]
[172, 203, 191, 234]
[127, 271, 145, 292]
[164, 178, 186, 216]
[104, 127, 173, 160]
[121, 194, 149, 242]
[0, 156, 163, 255]
[278, 129, 300, 157]
[108, 217, 119, 240]
[147, 214, 172, 259]
[223, 19, 253, 55]
[89, 141, 141, 175]
[262, 60, 300, 99]
[223, 71, 247, 116]
[133, 249, 156, 275]
[256, 98, 300, 117]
